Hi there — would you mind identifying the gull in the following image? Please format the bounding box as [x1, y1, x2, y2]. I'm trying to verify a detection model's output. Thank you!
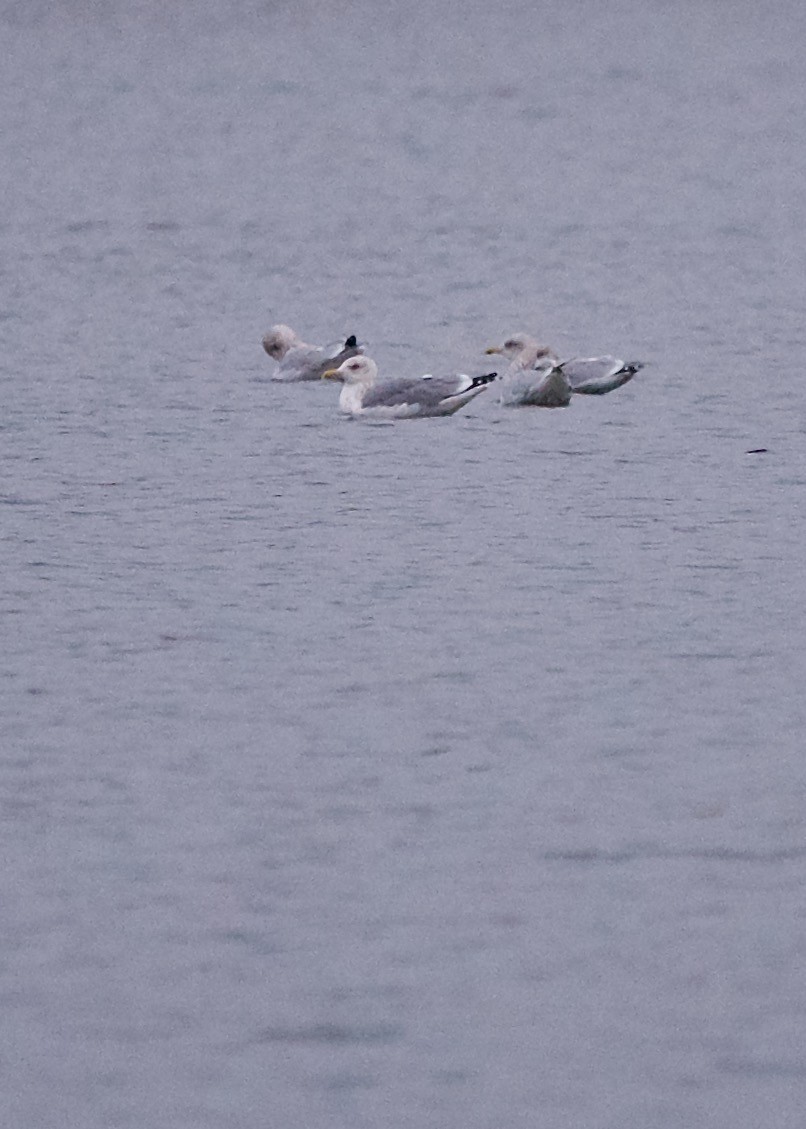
[485, 333, 644, 406]
[321, 355, 498, 419]
[262, 324, 363, 381]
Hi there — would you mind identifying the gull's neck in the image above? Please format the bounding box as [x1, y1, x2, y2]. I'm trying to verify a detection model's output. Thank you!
[339, 382, 367, 414]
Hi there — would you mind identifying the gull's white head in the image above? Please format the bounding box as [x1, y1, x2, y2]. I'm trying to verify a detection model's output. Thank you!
[262, 324, 302, 360]
[322, 355, 379, 385]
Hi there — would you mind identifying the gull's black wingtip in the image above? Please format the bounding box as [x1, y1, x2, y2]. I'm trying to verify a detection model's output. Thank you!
[471, 371, 498, 389]
[344, 335, 358, 349]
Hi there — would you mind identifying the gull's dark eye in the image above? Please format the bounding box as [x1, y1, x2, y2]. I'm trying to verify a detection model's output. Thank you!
[505, 339, 518, 350]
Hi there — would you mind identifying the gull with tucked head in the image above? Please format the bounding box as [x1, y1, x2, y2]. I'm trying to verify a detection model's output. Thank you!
[485, 332, 644, 406]
[321, 355, 498, 419]
[261, 324, 363, 381]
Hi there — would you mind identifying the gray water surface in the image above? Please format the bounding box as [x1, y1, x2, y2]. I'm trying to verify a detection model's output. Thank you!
[3, 2, 806, 1126]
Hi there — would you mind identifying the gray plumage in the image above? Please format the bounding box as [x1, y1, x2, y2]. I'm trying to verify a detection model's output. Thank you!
[361, 373, 495, 410]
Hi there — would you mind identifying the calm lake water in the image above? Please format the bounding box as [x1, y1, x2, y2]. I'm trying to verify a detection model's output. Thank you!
[3, 2, 806, 1126]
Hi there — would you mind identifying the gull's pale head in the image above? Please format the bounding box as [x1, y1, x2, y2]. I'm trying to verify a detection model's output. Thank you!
[485, 333, 537, 359]
[322, 355, 379, 385]
[262, 324, 301, 360]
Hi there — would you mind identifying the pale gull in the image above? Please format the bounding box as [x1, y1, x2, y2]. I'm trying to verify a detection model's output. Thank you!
[321, 355, 498, 419]
[262, 324, 363, 382]
[485, 333, 644, 406]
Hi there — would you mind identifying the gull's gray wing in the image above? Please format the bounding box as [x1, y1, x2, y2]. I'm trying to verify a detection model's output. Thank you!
[559, 356, 644, 395]
[361, 373, 495, 410]
[362, 376, 457, 409]
[278, 337, 362, 381]
[274, 344, 328, 382]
